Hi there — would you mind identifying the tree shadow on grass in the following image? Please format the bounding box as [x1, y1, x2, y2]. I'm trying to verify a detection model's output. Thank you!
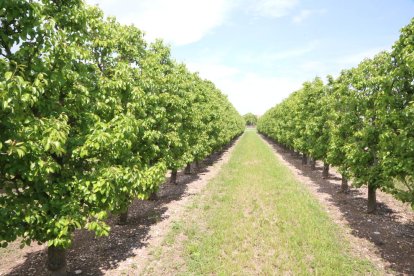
[262, 135, 414, 275]
[6, 139, 238, 276]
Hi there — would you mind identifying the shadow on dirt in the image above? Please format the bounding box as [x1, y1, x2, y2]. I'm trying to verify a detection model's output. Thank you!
[262, 135, 414, 275]
[6, 139, 238, 276]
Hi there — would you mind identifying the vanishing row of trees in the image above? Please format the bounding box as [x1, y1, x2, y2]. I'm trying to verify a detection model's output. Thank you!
[243, 113, 258, 126]
[0, 1, 244, 274]
[258, 18, 414, 213]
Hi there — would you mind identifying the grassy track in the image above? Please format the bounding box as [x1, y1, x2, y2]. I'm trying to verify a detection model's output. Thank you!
[144, 130, 379, 275]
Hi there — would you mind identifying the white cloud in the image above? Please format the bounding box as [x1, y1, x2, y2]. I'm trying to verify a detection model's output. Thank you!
[187, 61, 241, 82]
[86, 0, 236, 46]
[85, 0, 305, 114]
[292, 9, 326, 24]
[86, 0, 304, 46]
[187, 59, 302, 115]
[265, 40, 319, 60]
[249, 0, 300, 18]
[221, 74, 302, 115]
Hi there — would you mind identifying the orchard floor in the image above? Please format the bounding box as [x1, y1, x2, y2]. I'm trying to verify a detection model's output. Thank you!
[0, 138, 239, 276]
[262, 134, 414, 275]
[1, 130, 413, 275]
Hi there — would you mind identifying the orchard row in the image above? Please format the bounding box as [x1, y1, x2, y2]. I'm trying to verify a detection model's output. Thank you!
[0, 0, 244, 272]
[258, 18, 414, 213]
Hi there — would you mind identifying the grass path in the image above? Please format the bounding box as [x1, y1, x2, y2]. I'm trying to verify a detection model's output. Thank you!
[143, 130, 380, 275]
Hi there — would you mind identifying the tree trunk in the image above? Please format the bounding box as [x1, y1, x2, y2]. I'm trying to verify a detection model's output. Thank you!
[195, 160, 201, 170]
[184, 163, 192, 175]
[302, 154, 308, 165]
[170, 170, 178, 184]
[340, 176, 349, 193]
[367, 185, 377, 213]
[149, 191, 158, 201]
[118, 208, 128, 225]
[309, 157, 316, 170]
[48, 246, 67, 276]
[322, 163, 329, 178]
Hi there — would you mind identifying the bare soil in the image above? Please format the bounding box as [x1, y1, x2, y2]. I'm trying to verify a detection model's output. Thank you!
[262, 135, 414, 275]
[0, 137, 239, 276]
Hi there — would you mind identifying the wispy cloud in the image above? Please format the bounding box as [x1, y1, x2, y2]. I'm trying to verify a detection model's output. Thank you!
[87, 0, 236, 46]
[247, 0, 300, 18]
[239, 40, 320, 64]
[267, 40, 319, 60]
[292, 9, 327, 24]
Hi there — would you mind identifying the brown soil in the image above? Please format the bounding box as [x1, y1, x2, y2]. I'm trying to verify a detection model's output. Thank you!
[261, 135, 414, 275]
[0, 137, 239, 276]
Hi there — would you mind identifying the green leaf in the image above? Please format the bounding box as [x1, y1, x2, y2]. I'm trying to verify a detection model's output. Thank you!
[5, 72, 12, 81]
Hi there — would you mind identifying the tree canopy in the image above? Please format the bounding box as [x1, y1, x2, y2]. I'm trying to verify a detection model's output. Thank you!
[258, 18, 414, 212]
[243, 113, 257, 126]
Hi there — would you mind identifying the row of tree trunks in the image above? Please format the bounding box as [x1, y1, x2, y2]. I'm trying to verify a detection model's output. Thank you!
[115, 154, 218, 233]
[112, 134, 243, 231]
[300, 154, 316, 171]
[280, 142, 377, 215]
[46, 141, 238, 275]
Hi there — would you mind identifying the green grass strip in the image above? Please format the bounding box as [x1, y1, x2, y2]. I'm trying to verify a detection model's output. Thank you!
[161, 130, 379, 275]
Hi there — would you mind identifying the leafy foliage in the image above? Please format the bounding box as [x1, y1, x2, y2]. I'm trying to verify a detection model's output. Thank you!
[243, 113, 257, 126]
[258, 18, 414, 209]
[0, 1, 244, 249]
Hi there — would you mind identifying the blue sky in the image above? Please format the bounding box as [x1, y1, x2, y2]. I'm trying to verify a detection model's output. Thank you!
[87, 0, 414, 115]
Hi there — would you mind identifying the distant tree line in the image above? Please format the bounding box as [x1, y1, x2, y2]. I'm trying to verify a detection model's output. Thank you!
[243, 113, 258, 126]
